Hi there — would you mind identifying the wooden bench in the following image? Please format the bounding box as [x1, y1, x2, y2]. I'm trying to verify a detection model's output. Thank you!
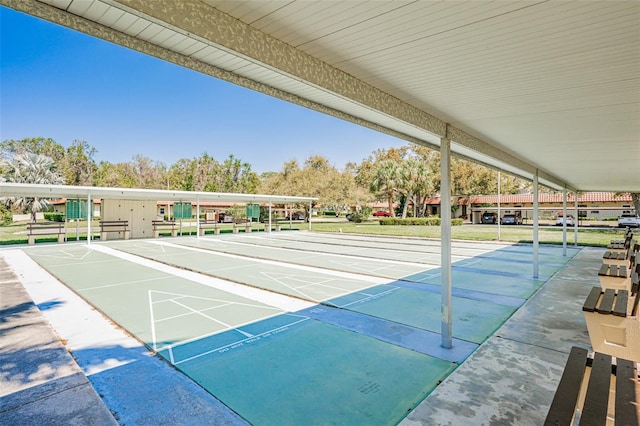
[608, 230, 633, 253]
[26, 222, 65, 245]
[598, 263, 631, 292]
[583, 282, 640, 362]
[607, 239, 634, 256]
[198, 219, 220, 236]
[603, 245, 635, 269]
[264, 219, 284, 232]
[152, 220, 177, 238]
[232, 218, 252, 234]
[99, 220, 130, 241]
[544, 346, 639, 426]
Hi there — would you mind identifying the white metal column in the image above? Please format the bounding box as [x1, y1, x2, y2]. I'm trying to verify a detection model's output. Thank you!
[497, 171, 501, 241]
[533, 171, 539, 279]
[440, 137, 452, 349]
[309, 201, 312, 231]
[268, 202, 272, 234]
[196, 198, 200, 239]
[574, 193, 579, 246]
[562, 188, 567, 256]
[87, 193, 91, 246]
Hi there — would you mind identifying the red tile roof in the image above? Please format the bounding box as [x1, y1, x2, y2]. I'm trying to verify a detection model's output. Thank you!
[424, 192, 632, 205]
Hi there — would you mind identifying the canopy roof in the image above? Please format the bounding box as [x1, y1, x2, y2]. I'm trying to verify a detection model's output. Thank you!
[2, 0, 639, 192]
[0, 182, 317, 204]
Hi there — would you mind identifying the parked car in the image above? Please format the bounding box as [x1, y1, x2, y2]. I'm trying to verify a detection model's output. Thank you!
[481, 212, 497, 224]
[218, 213, 233, 223]
[618, 213, 640, 228]
[284, 212, 305, 220]
[500, 214, 522, 225]
[555, 214, 574, 226]
[372, 210, 392, 217]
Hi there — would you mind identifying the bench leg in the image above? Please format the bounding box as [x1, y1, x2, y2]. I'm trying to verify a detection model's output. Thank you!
[171, 229, 178, 237]
[276, 225, 282, 232]
[57, 234, 65, 244]
[215, 228, 220, 235]
[124, 231, 130, 240]
[233, 226, 239, 234]
[199, 228, 205, 236]
[100, 231, 107, 241]
[245, 224, 252, 233]
[28, 235, 35, 245]
[153, 230, 160, 238]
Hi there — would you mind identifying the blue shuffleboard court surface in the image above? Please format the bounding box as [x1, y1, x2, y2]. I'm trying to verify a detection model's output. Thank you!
[22, 232, 579, 424]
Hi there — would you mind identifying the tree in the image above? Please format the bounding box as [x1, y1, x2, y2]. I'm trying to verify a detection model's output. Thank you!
[63, 140, 97, 186]
[1, 152, 65, 222]
[370, 160, 400, 215]
[631, 193, 640, 215]
[0, 137, 65, 164]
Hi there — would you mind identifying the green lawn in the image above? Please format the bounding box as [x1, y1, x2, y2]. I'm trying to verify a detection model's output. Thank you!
[309, 222, 623, 247]
[0, 219, 624, 247]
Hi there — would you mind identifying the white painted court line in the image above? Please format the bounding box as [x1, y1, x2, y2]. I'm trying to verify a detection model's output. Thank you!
[172, 316, 312, 366]
[91, 244, 314, 312]
[147, 240, 389, 285]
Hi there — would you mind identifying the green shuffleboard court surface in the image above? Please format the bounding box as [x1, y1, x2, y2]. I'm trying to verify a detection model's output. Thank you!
[22, 245, 285, 350]
[172, 314, 456, 425]
[329, 285, 516, 344]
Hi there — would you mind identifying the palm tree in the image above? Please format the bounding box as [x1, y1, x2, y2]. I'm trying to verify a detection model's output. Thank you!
[370, 160, 400, 215]
[1, 152, 65, 223]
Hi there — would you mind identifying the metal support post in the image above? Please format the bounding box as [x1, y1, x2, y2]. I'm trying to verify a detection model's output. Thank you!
[562, 188, 567, 256]
[533, 171, 539, 279]
[440, 137, 452, 349]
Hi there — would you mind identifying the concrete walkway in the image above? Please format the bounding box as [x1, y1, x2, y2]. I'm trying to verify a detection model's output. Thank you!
[0, 256, 116, 425]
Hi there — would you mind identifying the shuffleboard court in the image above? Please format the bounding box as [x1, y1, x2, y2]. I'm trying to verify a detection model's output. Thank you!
[104, 240, 387, 303]
[169, 236, 438, 281]
[224, 231, 579, 272]
[167, 235, 567, 300]
[22, 244, 287, 351]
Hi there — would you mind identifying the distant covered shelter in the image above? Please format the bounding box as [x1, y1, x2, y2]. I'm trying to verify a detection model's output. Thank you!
[0, 182, 316, 239]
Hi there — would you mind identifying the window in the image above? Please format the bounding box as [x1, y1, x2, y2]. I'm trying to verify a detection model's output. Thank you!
[159, 207, 165, 215]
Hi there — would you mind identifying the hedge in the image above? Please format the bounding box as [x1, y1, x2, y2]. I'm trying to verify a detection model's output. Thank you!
[379, 217, 463, 226]
[44, 212, 65, 222]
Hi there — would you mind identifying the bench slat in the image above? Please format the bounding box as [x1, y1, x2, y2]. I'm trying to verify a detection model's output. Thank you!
[544, 346, 588, 426]
[583, 287, 602, 312]
[612, 290, 629, 317]
[580, 352, 612, 426]
[615, 359, 639, 426]
[596, 289, 616, 314]
[598, 264, 609, 276]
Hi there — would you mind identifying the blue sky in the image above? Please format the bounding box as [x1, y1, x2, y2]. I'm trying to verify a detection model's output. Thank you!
[0, 7, 404, 174]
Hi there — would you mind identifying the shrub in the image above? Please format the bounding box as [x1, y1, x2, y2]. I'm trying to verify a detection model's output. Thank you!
[379, 217, 463, 226]
[0, 205, 12, 226]
[349, 206, 373, 223]
[44, 212, 65, 222]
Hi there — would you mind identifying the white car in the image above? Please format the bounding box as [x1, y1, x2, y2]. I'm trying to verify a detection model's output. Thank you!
[618, 213, 640, 228]
[555, 214, 574, 226]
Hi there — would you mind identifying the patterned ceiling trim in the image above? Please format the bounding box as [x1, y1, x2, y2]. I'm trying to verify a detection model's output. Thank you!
[114, 0, 447, 137]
